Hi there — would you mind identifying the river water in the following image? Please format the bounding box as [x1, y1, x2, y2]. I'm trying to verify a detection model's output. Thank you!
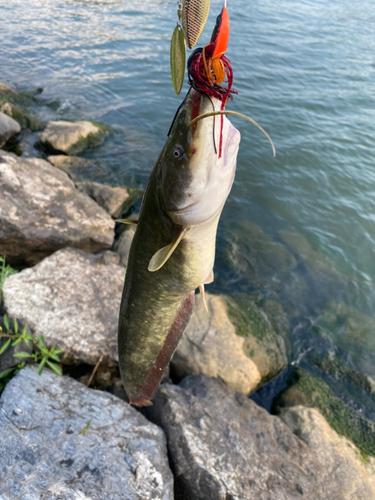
[1, 0, 375, 411]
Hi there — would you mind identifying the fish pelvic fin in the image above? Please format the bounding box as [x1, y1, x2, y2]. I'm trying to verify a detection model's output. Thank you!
[148, 227, 188, 272]
[115, 217, 138, 225]
[199, 284, 209, 312]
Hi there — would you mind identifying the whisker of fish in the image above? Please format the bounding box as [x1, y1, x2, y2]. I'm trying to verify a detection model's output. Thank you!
[188, 110, 276, 157]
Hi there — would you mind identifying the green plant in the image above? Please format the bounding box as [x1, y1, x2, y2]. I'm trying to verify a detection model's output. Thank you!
[0, 256, 18, 291]
[0, 315, 64, 390]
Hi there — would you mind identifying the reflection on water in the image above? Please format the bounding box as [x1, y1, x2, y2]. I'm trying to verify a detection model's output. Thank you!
[1, 0, 375, 412]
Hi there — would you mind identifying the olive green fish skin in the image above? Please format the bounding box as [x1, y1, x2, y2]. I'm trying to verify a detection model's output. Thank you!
[118, 91, 240, 406]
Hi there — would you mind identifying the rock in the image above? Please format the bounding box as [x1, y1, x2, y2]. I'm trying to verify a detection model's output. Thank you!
[0, 366, 173, 500]
[274, 368, 375, 459]
[113, 224, 136, 266]
[2, 248, 125, 366]
[39, 120, 108, 155]
[279, 405, 375, 500]
[147, 375, 344, 500]
[314, 301, 375, 377]
[76, 180, 141, 218]
[48, 154, 111, 182]
[172, 294, 262, 395]
[280, 230, 341, 277]
[219, 219, 297, 291]
[0, 111, 20, 147]
[172, 293, 287, 394]
[0, 150, 115, 266]
[225, 293, 288, 383]
[0, 101, 43, 131]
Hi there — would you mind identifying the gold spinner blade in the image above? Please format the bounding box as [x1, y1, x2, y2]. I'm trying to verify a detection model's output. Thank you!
[180, 0, 210, 49]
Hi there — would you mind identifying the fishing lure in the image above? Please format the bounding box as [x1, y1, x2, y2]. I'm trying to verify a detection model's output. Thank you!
[171, 0, 211, 95]
[180, 0, 210, 50]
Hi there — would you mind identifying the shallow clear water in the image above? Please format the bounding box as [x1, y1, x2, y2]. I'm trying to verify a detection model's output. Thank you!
[1, 0, 375, 405]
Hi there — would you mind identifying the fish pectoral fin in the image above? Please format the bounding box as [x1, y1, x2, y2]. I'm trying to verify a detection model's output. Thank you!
[148, 228, 187, 272]
[115, 218, 138, 225]
[199, 284, 209, 312]
[204, 270, 214, 285]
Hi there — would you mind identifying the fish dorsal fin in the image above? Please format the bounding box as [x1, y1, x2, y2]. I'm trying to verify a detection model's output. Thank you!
[148, 228, 187, 272]
[115, 217, 138, 225]
[199, 284, 209, 312]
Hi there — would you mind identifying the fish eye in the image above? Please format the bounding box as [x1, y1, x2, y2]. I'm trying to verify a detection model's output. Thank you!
[173, 147, 183, 158]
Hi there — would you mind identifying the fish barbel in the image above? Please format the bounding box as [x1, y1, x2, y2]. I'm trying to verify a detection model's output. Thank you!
[118, 89, 240, 406]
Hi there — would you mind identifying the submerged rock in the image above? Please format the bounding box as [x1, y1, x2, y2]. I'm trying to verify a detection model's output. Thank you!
[48, 154, 111, 182]
[2, 248, 125, 366]
[0, 150, 115, 266]
[0, 111, 20, 147]
[147, 375, 344, 500]
[314, 301, 375, 377]
[0, 366, 173, 500]
[39, 120, 108, 155]
[76, 180, 141, 218]
[220, 219, 297, 291]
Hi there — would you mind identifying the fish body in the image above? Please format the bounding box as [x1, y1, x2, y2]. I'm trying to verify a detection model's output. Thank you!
[118, 90, 240, 406]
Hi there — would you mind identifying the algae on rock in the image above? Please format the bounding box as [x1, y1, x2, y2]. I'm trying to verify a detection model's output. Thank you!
[274, 367, 375, 459]
[225, 293, 288, 384]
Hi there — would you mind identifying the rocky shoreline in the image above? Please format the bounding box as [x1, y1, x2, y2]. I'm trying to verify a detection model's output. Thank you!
[1, 81, 375, 499]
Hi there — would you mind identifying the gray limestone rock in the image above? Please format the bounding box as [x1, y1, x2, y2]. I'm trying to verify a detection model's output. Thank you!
[40, 120, 108, 155]
[0, 366, 173, 500]
[76, 180, 141, 218]
[2, 248, 125, 366]
[48, 154, 111, 183]
[113, 224, 136, 266]
[0, 150, 115, 266]
[0, 110, 20, 147]
[147, 375, 344, 500]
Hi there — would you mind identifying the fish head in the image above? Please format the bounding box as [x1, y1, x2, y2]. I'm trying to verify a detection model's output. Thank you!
[157, 90, 241, 226]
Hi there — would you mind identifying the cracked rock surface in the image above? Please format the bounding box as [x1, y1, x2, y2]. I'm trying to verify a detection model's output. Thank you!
[2, 248, 125, 366]
[0, 366, 173, 500]
[0, 150, 115, 266]
[147, 375, 345, 500]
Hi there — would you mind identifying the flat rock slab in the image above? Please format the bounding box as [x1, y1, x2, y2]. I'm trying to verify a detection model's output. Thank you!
[2, 248, 125, 366]
[279, 406, 375, 500]
[40, 120, 106, 155]
[147, 375, 345, 500]
[0, 366, 173, 500]
[0, 110, 20, 147]
[0, 150, 115, 266]
[172, 293, 287, 394]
